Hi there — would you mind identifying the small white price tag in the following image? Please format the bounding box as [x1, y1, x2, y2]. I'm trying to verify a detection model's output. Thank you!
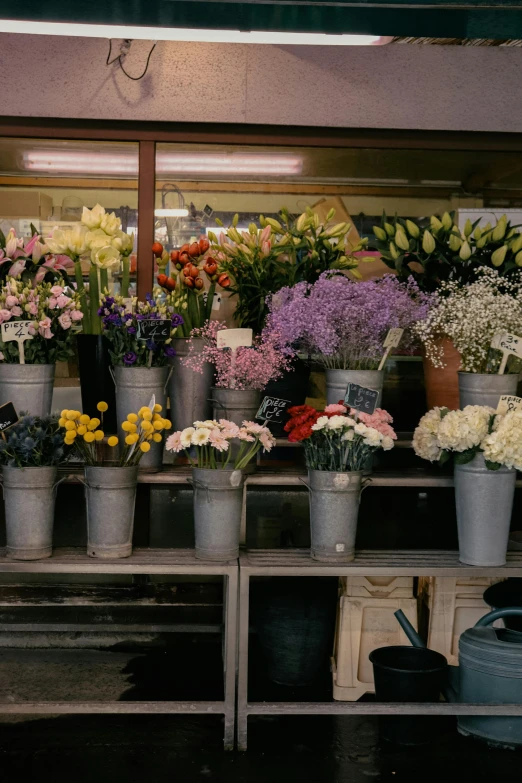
[497, 395, 522, 415]
[383, 327, 404, 349]
[216, 328, 253, 350]
[1, 321, 34, 365]
[491, 331, 522, 374]
[212, 293, 222, 311]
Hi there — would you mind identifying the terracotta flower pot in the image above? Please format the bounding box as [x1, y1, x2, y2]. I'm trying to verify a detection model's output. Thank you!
[422, 338, 461, 411]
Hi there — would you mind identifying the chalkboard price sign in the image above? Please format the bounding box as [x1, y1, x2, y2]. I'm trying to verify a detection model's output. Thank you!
[0, 401, 18, 433]
[137, 319, 171, 342]
[256, 396, 292, 424]
[344, 383, 379, 415]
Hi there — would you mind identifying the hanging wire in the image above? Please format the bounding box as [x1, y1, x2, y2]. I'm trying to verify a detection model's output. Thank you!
[106, 39, 157, 81]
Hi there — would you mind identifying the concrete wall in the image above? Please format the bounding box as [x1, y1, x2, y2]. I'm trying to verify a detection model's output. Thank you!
[0, 33, 521, 131]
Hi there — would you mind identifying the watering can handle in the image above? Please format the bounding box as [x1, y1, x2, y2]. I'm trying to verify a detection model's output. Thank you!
[474, 607, 522, 627]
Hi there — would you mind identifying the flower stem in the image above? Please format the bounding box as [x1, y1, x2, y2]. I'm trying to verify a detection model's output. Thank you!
[89, 266, 101, 335]
[122, 257, 130, 298]
[74, 259, 91, 334]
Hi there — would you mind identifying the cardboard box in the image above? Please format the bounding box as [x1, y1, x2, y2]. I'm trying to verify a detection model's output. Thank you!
[0, 191, 53, 221]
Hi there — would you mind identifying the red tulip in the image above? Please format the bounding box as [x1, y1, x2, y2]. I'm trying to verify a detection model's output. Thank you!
[198, 237, 210, 254]
[152, 242, 164, 258]
[184, 276, 195, 288]
[170, 249, 179, 263]
[188, 242, 200, 258]
[194, 277, 204, 289]
[178, 252, 190, 266]
[188, 264, 199, 278]
[217, 273, 231, 288]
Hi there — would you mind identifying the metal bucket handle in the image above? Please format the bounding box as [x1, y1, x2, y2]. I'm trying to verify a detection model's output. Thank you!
[110, 366, 173, 393]
[187, 476, 211, 502]
[475, 607, 522, 627]
[0, 474, 67, 496]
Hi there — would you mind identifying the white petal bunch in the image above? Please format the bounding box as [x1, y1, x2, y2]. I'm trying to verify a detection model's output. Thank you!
[413, 268, 522, 373]
[482, 409, 522, 471]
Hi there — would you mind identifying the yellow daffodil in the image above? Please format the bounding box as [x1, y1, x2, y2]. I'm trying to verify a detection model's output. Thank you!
[127, 413, 138, 424]
[77, 425, 87, 436]
[108, 436, 118, 447]
[152, 433, 162, 443]
[153, 404, 162, 413]
[125, 433, 139, 445]
[97, 401, 109, 412]
[140, 441, 151, 453]
[84, 432, 95, 443]
[94, 430, 104, 441]
[65, 420, 76, 431]
[79, 414, 90, 425]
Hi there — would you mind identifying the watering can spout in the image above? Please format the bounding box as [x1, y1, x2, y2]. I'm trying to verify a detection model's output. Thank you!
[394, 609, 425, 648]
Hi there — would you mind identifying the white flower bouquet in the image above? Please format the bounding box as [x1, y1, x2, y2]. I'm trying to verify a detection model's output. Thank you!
[413, 404, 522, 470]
[166, 419, 276, 471]
[413, 268, 522, 373]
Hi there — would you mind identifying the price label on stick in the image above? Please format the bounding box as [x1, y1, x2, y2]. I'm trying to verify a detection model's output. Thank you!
[0, 401, 19, 433]
[497, 395, 522, 415]
[378, 327, 404, 371]
[344, 383, 379, 415]
[212, 293, 222, 312]
[491, 331, 522, 374]
[1, 321, 34, 365]
[137, 319, 171, 343]
[216, 328, 252, 350]
[256, 396, 291, 424]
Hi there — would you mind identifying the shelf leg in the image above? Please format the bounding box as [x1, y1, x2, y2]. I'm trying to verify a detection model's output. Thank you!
[223, 569, 238, 750]
[237, 567, 250, 751]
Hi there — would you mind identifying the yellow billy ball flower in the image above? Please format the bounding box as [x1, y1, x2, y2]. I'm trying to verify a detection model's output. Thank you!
[153, 403, 162, 413]
[77, 425, 87, 436]
[108, 436, 118, 447]
[121, 421, 132, 432]
[153, 420, 164, 431]
[142, 409, 153, 421]
[61, 409, 69, 418]
[97, 401, 109, 412]
[84, 432, 95, 443]
[153, 413, 162, 422]
[140, 420, 153, 432]
[58, 417, 67, 428]
[163, 419, 172, 430]
[79, 414, 90, 425]
[140, 441, 151, 453]
[87, 418, 100, 431]
[138, 407, 148, 417]
[125, 433, 139, 446]
[94, 430, 104, 441]
[64, 435, 74, 445]
[65, 420, 76, 431]
[152, 433, 162, 443]
[146, 433, 153, 440]
[127, 413, 138, 424]
[66, 410, 78, 420]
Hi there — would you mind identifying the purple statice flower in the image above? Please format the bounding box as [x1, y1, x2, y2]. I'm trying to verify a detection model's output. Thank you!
[164, 345, 176, 357]
[127, 326, 136, 335]
[135, 314, 146, 321]
[146, 339, 157, 351]
[123, 351, 137, 366]
[265, 273, 432, 370]
[171, 314, 184, 328]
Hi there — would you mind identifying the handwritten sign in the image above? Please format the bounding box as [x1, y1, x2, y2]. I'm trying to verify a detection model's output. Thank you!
[0, 401, 18, 433]
[216, 328, 252, 350]
[136, 319, 171, 343]
[378, 327, 404, 371]
[491, 331, 522, 374]
[344, 383, 379, 415]
[212, 293, 222, 311]
[1, 321, 34, 364]
[256, 396, 291, 424]
[497, 395, 522, 415]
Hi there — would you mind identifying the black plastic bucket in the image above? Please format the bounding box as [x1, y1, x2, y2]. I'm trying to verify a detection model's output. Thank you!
[369, 645, 448, 745]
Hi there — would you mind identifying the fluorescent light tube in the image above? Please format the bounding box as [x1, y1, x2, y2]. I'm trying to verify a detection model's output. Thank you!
[155, 208, 189, 217]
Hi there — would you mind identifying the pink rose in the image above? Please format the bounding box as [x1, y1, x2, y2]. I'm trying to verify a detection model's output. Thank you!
[38, 317, 54, 339]
[70, 310, 83, 322]
[58, 313, 72, 330]
[50, 285, 64, 296]
[56, 294, 71, 309]
[5, 295, 18, 308]
[49, 297, 58, 309]
[0, 309, 12, 324]
[10, 306, 22, 316]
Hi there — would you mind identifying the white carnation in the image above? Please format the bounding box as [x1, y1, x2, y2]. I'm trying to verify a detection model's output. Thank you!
[311, 416, 328, 431]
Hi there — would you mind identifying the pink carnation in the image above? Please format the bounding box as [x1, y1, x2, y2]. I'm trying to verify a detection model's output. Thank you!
[352, 407, 397, 439]
[325, 404, 347, 415]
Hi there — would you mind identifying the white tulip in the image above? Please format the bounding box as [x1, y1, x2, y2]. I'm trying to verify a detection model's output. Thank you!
[46, 229, 69, 255]
[82, 204, 106, 230]
[100, 210, 121, 236]
[91, 245, 121, 270]
[86, 229, 112, 251]
[111, 230, 134, 255]
[67, 224, 89, 256]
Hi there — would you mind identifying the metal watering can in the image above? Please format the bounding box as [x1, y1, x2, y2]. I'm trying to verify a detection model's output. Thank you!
[395, 608, 522, 747]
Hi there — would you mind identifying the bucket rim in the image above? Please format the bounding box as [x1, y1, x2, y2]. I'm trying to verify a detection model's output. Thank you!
[369, 645, 447, 673]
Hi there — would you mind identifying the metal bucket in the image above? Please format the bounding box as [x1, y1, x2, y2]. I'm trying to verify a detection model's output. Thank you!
[455, 452, 516, 566]
[458, 372, 519, 409]
[84, 465, 138, 559]
[303, 469, 363, 562]
[190, 467, 245, 561]
[2, 466, 61, 560]
[168, 338, 214, 432]
[211, 388, 261, 470]
[0, 363, 55, 416]
[113, 365, 170, 472]
[325, 369, 383, 407]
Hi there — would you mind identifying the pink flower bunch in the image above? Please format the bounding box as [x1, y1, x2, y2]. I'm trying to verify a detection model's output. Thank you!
[348, 406, 397, 440]
[183, 320, 291, 390]
[0, 228, 73, 283]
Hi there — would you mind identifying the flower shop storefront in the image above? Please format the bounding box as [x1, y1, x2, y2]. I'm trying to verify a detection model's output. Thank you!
[2, 117, 522, 749]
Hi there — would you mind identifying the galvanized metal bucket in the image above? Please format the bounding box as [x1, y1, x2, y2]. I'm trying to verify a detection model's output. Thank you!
[302, 469, 363, 562]
[1, 466, 63, 560]
[211, 388, 262, 470]
[455, 452, 516, 566]
[189, 467, 245, 561]
[325, 369, 384, 407]
[458, 372, 519, 409]
[83, 465, 139, 559]
[0, 363, 55, 416]
[113, 365, 171, 472]
[168, 338, 214, 432]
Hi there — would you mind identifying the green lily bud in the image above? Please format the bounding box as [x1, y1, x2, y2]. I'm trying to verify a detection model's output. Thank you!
[373, 226, 387, 242]
[384, 222, 395, 237]
[511, 234, 522, 254]
[491, 245, 508, 267]
[516, 250, 522, 266]
[473, 226, 482, 240]
[449, 233, 462, 252]
[259, 215, 267, 227]
[464, 219, 473, 237]
[459, 241, 471, 261]
[405, 219, 420, 239]
[207, 231, 218, 243]
[326, 208, 335, 222]
[441, 212, 453, 231]
[430, 216, 443, 233]
[296, 213, 308, 232]
[395, 227, 410, 251]
[492, 220, 507, 242]
[476, 235, 488, 248]
[265, 217, 283, 232]
[232, 213, 239, 227]
[422, 230, 436, 254]
[389, 242, 400, 260]
[248, 222, 257, 234]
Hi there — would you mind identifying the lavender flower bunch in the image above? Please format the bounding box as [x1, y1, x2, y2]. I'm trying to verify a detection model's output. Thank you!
[266, 273, 432, 370]
[99, 292, 183, 367]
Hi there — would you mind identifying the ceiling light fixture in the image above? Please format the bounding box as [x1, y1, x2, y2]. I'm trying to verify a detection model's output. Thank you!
[155, 208, 189, 217]
[0, 20, 391, 46]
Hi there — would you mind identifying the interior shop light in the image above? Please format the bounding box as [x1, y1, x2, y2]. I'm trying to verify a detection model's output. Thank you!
[0, 20, 391, 46]
[155, 208, 190, 217]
